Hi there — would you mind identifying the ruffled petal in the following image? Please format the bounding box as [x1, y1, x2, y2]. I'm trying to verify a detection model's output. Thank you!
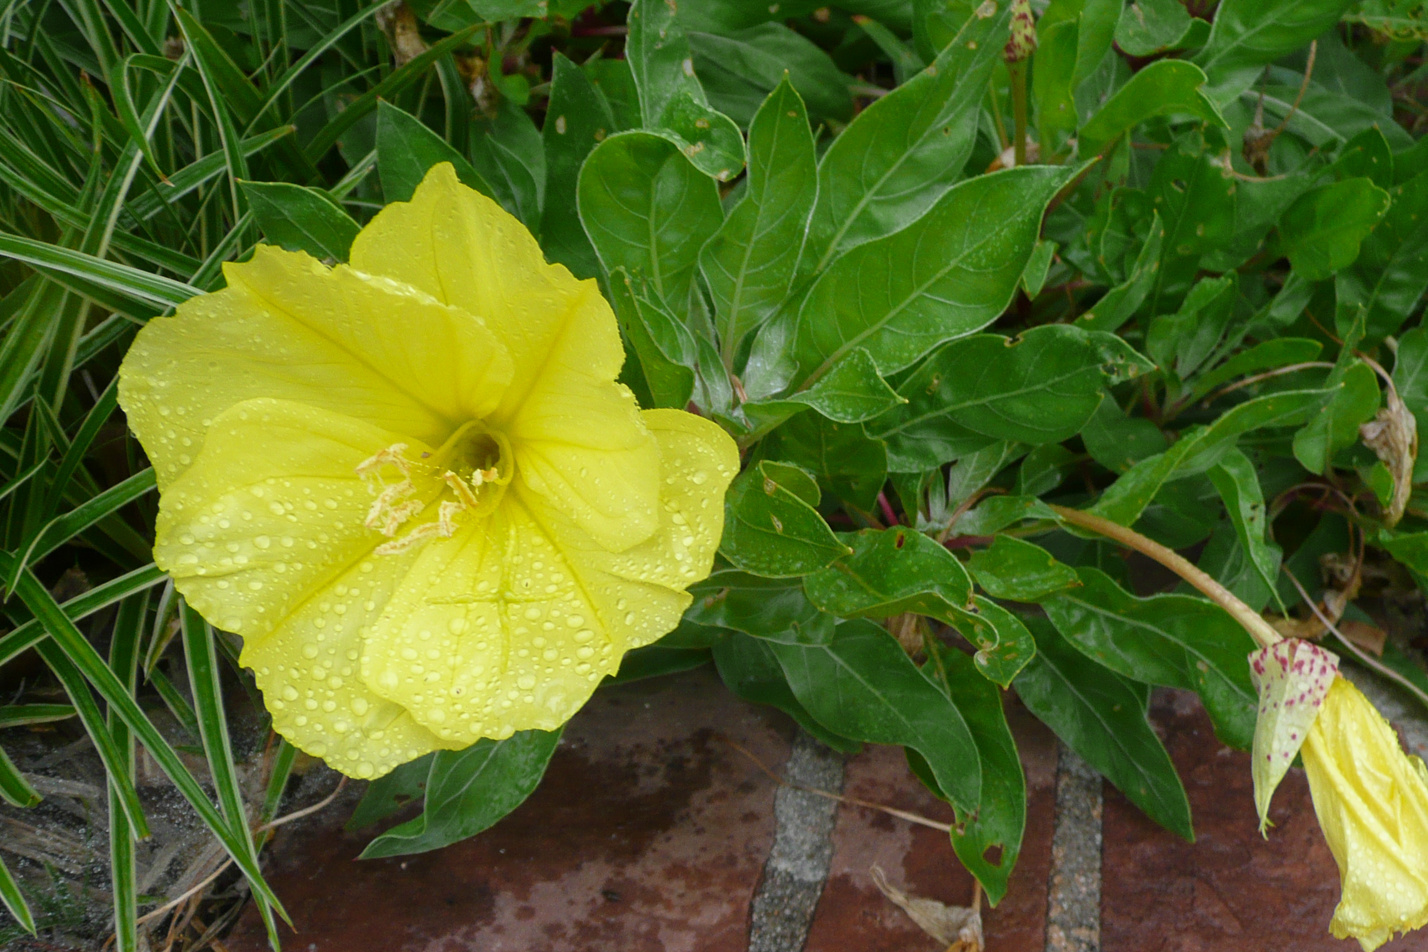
[348, 163, 661, 550]
[1302, 677, 1428, 951]
[359, 408, 738, 744]
[121, 245, 512, 488]
[156, 397, 455, 778]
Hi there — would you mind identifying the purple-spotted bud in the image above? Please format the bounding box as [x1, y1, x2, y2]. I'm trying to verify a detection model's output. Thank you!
[1004, 0, 1036, 63]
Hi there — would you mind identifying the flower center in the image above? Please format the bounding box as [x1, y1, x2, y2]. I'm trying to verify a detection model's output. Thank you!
[357, 422, 513, 555]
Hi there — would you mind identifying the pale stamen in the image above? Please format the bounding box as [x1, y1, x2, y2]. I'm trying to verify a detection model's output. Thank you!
[359, 443, 500, 555]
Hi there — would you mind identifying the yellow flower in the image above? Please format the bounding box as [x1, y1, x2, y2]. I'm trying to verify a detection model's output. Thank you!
[1301, 676, 1428, 951]
[119, 163, 739, 780]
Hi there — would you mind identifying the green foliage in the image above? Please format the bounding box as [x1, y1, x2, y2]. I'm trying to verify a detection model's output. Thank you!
[0, 0, 1424, 942]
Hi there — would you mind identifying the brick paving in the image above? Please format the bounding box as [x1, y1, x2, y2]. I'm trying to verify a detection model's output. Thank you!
[226, 665, 1428, 952]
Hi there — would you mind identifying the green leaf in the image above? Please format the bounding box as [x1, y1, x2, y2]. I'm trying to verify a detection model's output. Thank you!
[700, 78, 818, 359]
[469, 98, 545, 231]
[348, 754, 431, 831]
[712, 632, 861, 752]
[927, 644, 1025, 905]
[1337, 168, 1428, 341]
[376, 100, 494, 205]
[721, 459, 850, 577]
[747, 349, 904, 426]
[0, 233, 196, 309]
[1279, 178, 1392, 282]
[605, 268, 697, 410]
[578, 132, 723, 310]
[541, 55, 617, 279]
[1207, 449, 1284, 609]
[606, 645, 711, 684]
[360, 728, 563, 858]
[1042, 568, 1259, 748]
[1021, 240, 1057, 298]
[1115, 0, 1204, 56]
[1146, 274, 1238, 381]
[0, 743, 39, 808]
[872, 323, 1142, 467]
[803, 527, 974, 620]
[625, 0, 746, 181]
[798, 1, 1011, 274]
[772, 165, 1076, 389]
[768, 411, 890, 511]
[689, 24, 854, 127]
[1074, 212, 1164, 333]
[1193, 0, 1360, 103]
[687, 570, 835, 645]
[1190, 338, 1324, 401]
[770, 619, 982, 812]
[0, 852, 35, 936]
[1014, 618, 1194, 839]
[1032, 19, 1079, 147]
[1078, 61, 1226, 157]
[968, 535, 1081, 602]
[239, 181, 360, 261]
[1291, 360, 1381, 474]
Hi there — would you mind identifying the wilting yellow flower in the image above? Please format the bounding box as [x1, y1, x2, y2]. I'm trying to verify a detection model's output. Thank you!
[1301, 676, 1428, 951]
[119, 163, 738, 779]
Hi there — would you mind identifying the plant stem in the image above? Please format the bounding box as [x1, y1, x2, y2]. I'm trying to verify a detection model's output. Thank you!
[1008, 59, 1029, 167]
[1047, 504, 1283, 650]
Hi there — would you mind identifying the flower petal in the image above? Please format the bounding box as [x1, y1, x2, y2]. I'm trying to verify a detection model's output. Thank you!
[156, 397, 455, 778]
[154, 397, 437, 640]
[121, 245, 512, 488]
[349, 163, 661, 550]
[359, 408, 739, 744]
[1302, 677, 1428, 951]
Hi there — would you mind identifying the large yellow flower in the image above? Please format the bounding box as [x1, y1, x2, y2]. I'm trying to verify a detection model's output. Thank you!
[119, 163, 738, 779]
[1301, 676, 1428, 951]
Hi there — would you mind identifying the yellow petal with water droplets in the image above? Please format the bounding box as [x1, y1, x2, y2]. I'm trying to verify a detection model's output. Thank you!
[121, 245, 512, 489]
[349, 163, 661, 550]
[1302, 677, 1428, 951]
[359, 409, 738, 744]
[156, 396, 439, 639]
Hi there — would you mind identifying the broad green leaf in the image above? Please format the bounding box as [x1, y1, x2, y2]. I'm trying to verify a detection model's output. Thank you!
[1190, 338, 1324, 401]
[1078, 61, 1226, 157]
[239, 181, 360, 261]
[688, 570, 835, 645]
[929, 644, 1025, 905]
[360, 729, 563, 858]
[376, 101, 494, 205]
[1151, 136, 1236, 284]
[701, 79, 818, 358]
[1032, 19, 1079, 147]
[469, 99, 545, 231]
[746, 349, 905, 426]
[348, 754, 431, 830]
[771, 619, 982, 812]
[1246, 84, 1415, 151]
[578, 132, 723, 310]
[781, 165, 1075, 387]
[1146, 274, 1238, 381]
[803, 527, 975, 620]
[1074, 213, 1164, 333]
[872, 323, 1145, 467]
[541, 55, 616, 279]
[1291, 361, 1381, 474]
[712, 632, 861, 752]
[606, 645, 711, 684]
[1392, 326, 1428, 480]
[1014, 618, 1194, 839]
[1044, 568, 1258, 747]
[768, 411, 890, 511]
[1091, 386, 1333, 525]
[1115, 0, 1203, 56]
[1207, 449, 1284, 608]
[1337, 168, 1428, 341]
[605, 268, 697, 410]
[799, 1, 1011, 274]
[1279, 178, 1392, 282]
[721, 460, 851, 577]
[689, 24, 854, 127]
[945, 441, 1027, 511]
[625, 0, 746, 180]
[1193, 0, 1360, 103]
[943, 596, 1039, 687]
[968, 535, 1080, 602]
[1021, 240, 1057, 298]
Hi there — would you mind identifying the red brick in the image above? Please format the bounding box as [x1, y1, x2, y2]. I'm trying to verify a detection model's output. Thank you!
[1102, 690, 1421, 952]
[226, 667, 789, 952]
[803, 700, 1058, 952]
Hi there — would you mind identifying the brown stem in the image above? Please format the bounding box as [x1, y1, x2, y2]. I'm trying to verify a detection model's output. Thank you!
[1047, 504, 1283, 649]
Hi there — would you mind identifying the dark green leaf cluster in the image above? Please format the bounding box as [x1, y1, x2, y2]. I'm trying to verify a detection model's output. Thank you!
[0, 0, 1425, 941]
